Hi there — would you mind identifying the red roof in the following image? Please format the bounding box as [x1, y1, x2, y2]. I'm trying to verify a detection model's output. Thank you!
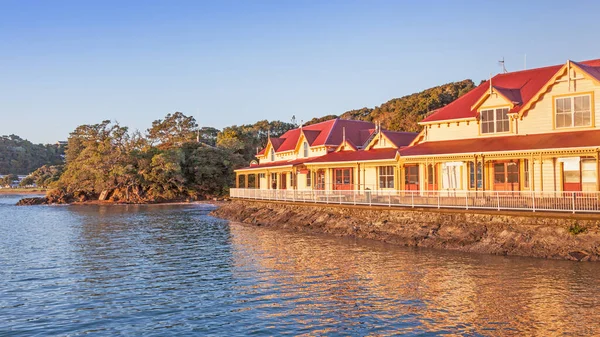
[237, 157, 316, 171]
[574, 61, 600, 82]
[421, 59, 600, 123]
[308, 148, 399, 164]
[399, 129, 600, 157]
[381, 130, 419, 148]
[263, 118, 376, 154]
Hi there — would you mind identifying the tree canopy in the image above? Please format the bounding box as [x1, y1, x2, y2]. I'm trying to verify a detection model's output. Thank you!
[0, 135, 64, 175]
[338, 79, 476, 132]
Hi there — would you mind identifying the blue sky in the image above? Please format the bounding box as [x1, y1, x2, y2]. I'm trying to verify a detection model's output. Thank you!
[2, 0, 600, 144]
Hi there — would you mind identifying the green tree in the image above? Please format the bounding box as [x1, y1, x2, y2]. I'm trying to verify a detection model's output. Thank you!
[147, 112, 198, 149]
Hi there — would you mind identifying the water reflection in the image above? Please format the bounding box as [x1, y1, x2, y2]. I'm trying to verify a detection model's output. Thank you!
[1, 200, 599, 336]
[229, 224, 600, 336]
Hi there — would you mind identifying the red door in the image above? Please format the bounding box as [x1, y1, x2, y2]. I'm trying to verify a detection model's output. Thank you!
[427, 164, 437, 191]
[405, 165, 419, 190]
[493, 161, 519, 191]
[316, 169, 326, 190]
[334, 168, 353, 190]
[280, 173, 287, 190]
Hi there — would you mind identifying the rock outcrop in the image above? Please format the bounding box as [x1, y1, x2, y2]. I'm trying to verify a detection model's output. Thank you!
[15, 197, 48, 206]
[212, 200, 600, 261]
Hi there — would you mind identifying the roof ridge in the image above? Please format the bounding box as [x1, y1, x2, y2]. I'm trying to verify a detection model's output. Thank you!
[323, 117, 340, 145]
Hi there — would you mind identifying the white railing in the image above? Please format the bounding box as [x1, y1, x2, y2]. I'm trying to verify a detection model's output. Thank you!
[229, 188, 600, 214]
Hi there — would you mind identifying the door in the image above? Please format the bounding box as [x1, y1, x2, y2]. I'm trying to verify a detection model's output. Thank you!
[493, 161, 519, 191]
[405, 165, 419, 190]
[427, 164, 437, 190]
[333, 168, 353, 190]
[280, 173, 287, 190]
[316, 169, 326, 190]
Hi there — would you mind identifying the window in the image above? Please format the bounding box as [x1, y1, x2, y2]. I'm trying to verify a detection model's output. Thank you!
[270, 173, 277, 189]
[290, 172, 296, 188]
[582, 158, 597, 192]
[427, 164, 436, 185]
[379, 166, 394, 188]
[468, 162, 483, 189]
[306, 170, 312, 187]
[555, 95, 591, 128]
[405, 165, 419, 190]
[481, 107, 509, 134]
[303, 142, 309, 157]
[270, 148, 275, 161]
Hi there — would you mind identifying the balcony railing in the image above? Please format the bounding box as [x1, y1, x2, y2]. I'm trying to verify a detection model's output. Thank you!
[229, 188, 600, 213]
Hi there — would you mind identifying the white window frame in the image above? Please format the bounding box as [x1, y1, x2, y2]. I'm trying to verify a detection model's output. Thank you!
[480, 107, 510, 134]
[270, 148, 275, 161]
[378, 166, 395, 189]
[303, 142, 309, 157]
[555, 94, 592, 128]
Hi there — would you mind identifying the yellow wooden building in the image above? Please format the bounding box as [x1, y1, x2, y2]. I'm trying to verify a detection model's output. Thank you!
[235, 59, 600, 198]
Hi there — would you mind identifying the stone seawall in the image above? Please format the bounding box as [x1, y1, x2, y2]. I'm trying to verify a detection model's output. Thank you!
[211, 200, 600, 261]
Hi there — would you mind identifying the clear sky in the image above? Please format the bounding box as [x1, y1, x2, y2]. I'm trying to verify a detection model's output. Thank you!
[2, 0, 600, 144]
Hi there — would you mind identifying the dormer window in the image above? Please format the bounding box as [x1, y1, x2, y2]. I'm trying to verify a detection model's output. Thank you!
[555, 95, 591, 128]
[303, 142, 309, 157]
[270, 148, 275, 161]
[481, 107, 509, 134]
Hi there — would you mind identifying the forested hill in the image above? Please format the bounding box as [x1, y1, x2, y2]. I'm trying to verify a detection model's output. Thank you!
[0, 135, 65, 175]
[305, 79, 476, 132]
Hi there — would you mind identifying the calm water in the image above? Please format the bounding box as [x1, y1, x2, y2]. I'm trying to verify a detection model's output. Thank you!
[1, 194, 599, 336]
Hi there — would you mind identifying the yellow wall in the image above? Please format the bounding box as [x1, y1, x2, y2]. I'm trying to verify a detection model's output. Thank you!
[421, 68, 600, 143]
[519, 72, 599, 134]
[424, 121, 480, 142]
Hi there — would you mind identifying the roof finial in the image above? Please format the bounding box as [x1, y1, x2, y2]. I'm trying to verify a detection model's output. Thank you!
[489, 73, 493, 95]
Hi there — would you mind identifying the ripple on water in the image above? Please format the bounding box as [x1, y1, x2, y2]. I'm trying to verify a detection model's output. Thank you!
[0, 199, 599, 336]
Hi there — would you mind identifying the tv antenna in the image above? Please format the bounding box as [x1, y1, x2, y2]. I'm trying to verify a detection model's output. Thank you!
[499, 57, 508, 73]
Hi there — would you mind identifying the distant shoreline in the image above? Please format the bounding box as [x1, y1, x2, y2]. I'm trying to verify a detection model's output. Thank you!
[0, 189, 47, 195]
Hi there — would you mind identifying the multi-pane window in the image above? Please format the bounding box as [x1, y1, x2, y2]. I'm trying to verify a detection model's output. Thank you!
[306, 170, 312, 187]
[555, 95, 591, 128]
[303, 142, 309, 157]
[378, 166, 394, 188]
[427, 164, 436, 185]
[270, 148, 275, 161]
[468, 161, 483, 189]
[270, 173, 277, 189]
[481, 108, 510, 134]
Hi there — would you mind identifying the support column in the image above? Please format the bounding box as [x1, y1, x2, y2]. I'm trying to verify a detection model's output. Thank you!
[244, 174, 248, 189]
[481, 156, 486, 191]
[539, 153, 544, 192]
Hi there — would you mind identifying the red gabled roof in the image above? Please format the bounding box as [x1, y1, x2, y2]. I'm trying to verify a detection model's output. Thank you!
[236, 157, 316, 171]
[308, 148, 398, 164]
[323, 119, 376, 146]
[421, 59, 600, 123]
[573, 61, 600, 82]
[381, 130, 419, 148]
[264, 118, 376, 154]
[399, 129, 600, 157]
[269, 137, 285, 151]
[302, 129, 321, 145]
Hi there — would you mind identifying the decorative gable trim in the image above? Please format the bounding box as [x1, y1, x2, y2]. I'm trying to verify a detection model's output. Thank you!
[335, 139, 358, 152]
[516, 63, 569, 118]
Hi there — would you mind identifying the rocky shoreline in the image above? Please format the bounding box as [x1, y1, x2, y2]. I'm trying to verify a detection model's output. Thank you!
[211, 200, 600, 262]
[16, 196, 227, 206]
